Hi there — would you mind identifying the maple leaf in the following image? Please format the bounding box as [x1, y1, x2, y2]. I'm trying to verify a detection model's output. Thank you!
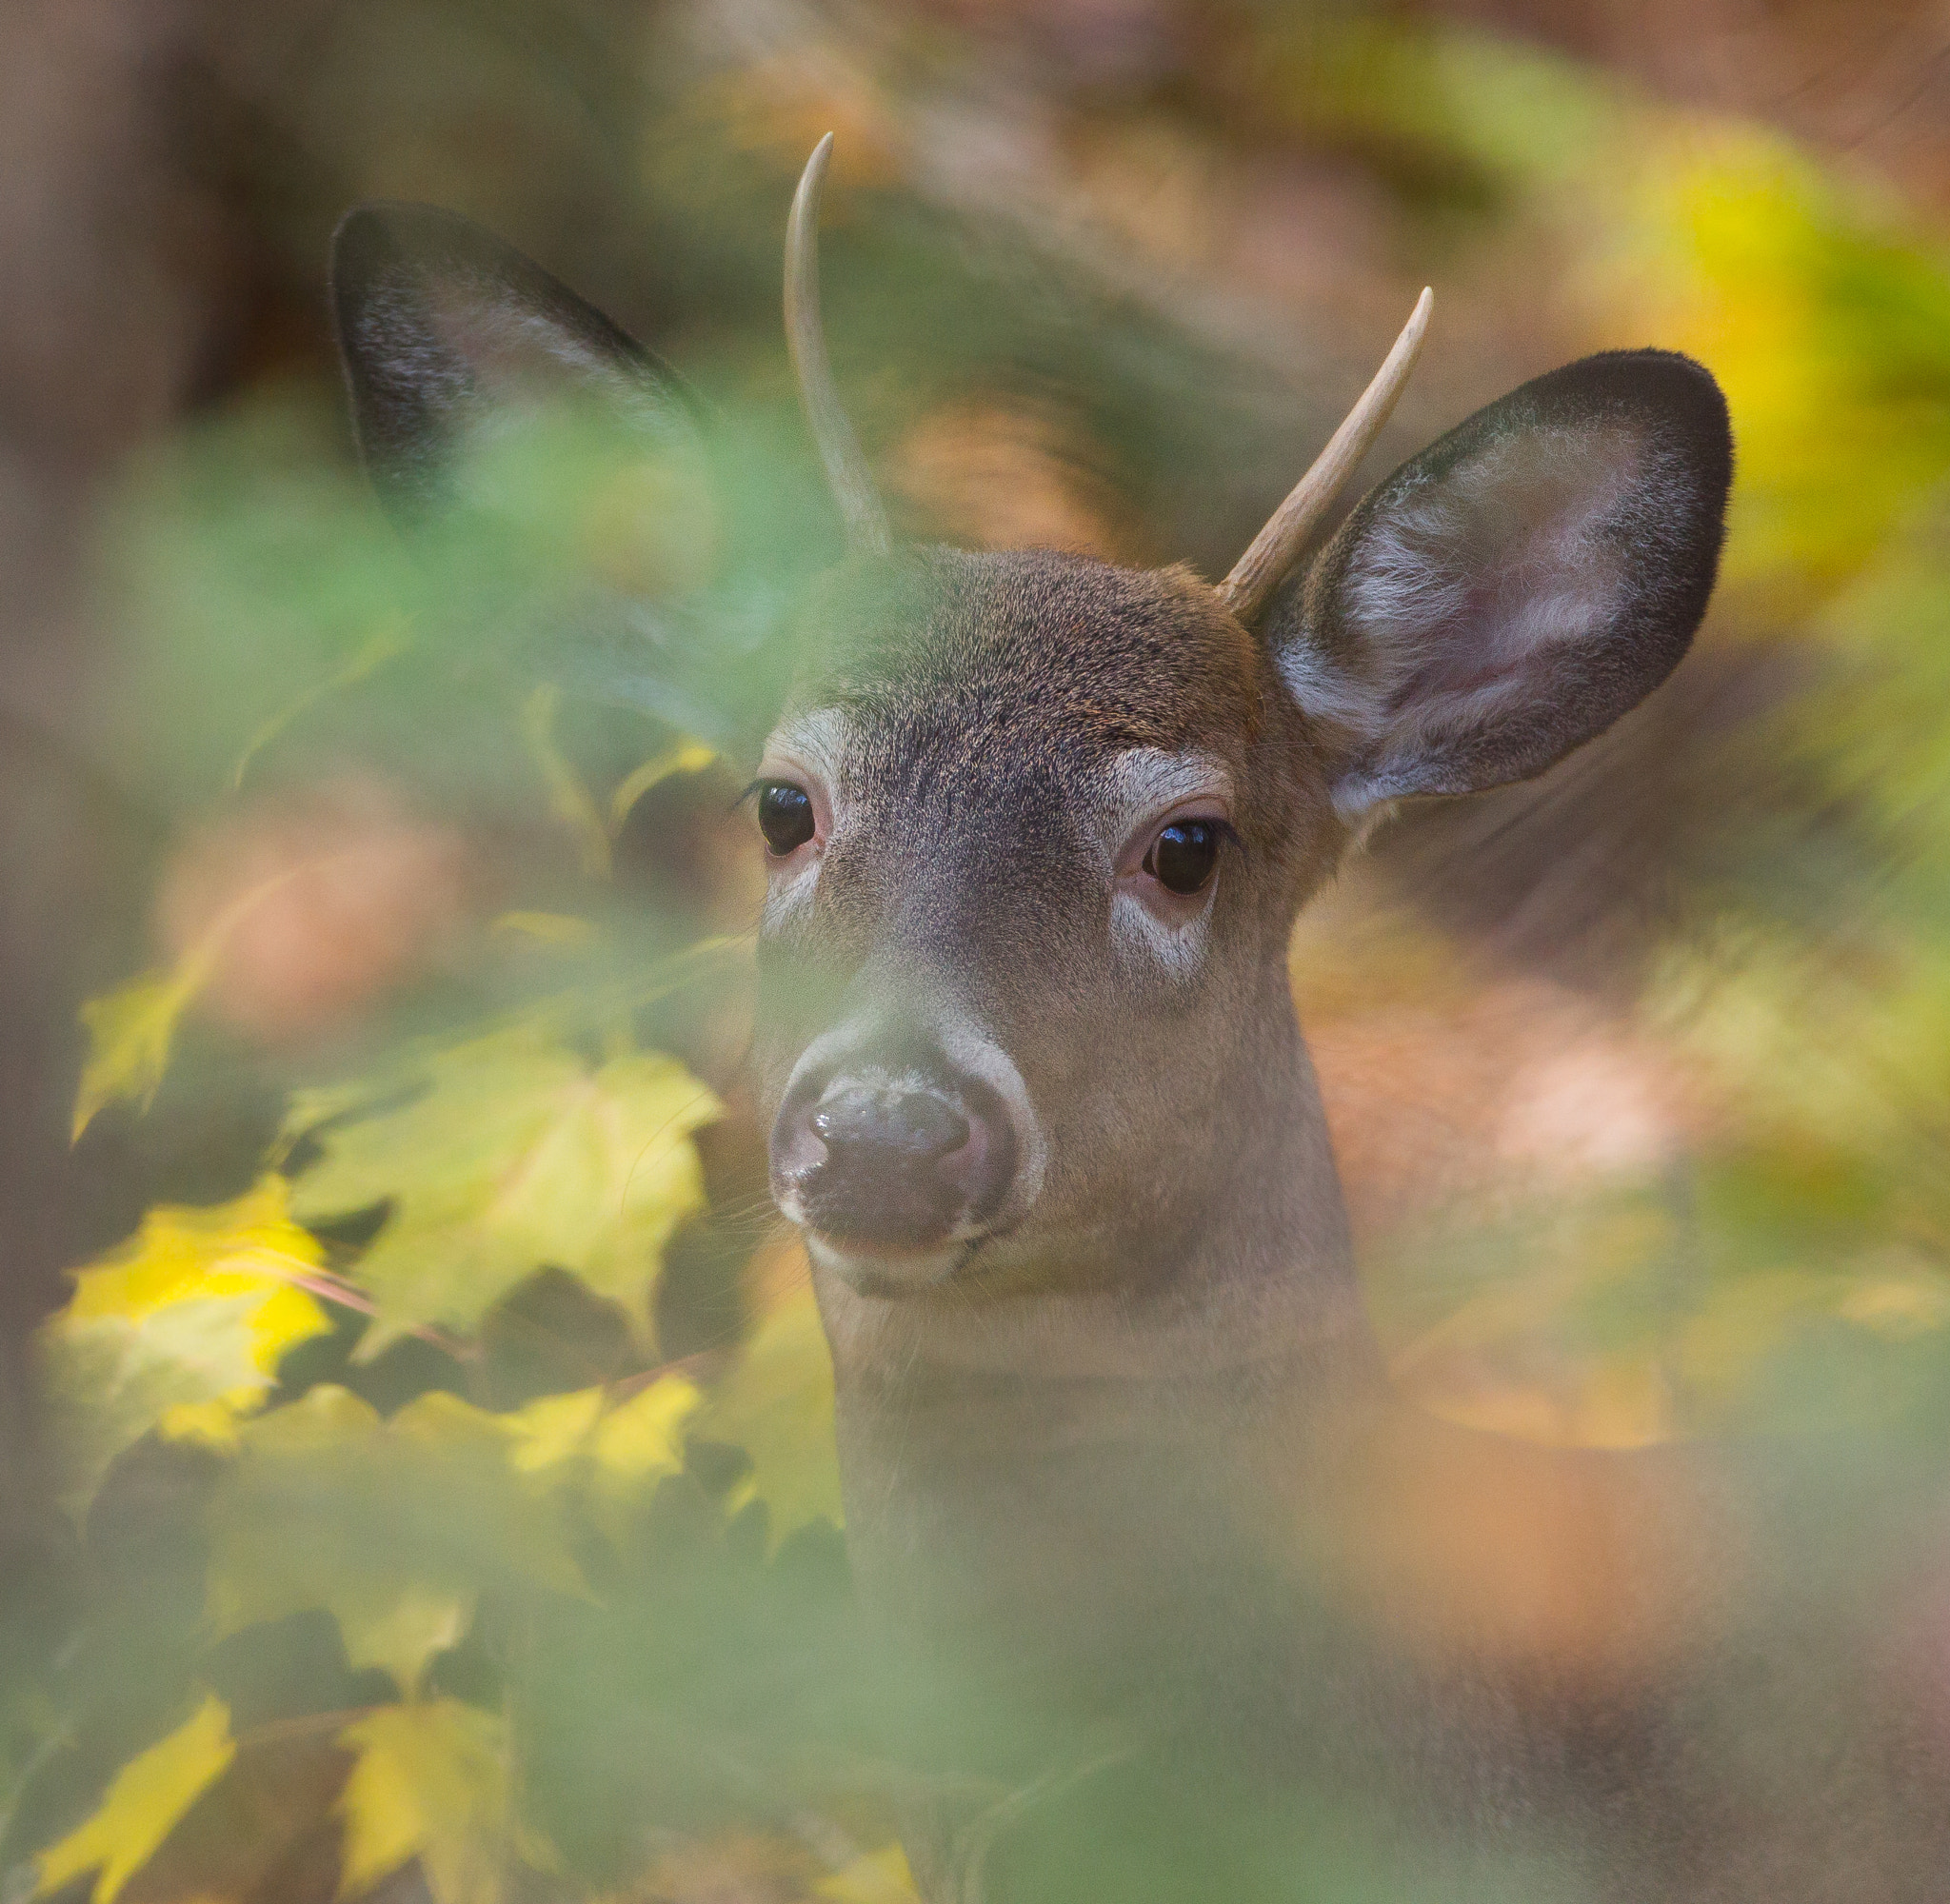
[695, 1281, 843, 1549]
[335, 1697, 548, 1904]
[816, 1842, 921, 1904]
[607, 738, 716, 836]
[207, 1386, 586, 1694]
[34, 1696, 235, 1904]
[284, 1028, 720, 1358]
[71, 970, 203, 1142]
[39, 1180, 333, 1517]
[503, 1374, 701, 1544]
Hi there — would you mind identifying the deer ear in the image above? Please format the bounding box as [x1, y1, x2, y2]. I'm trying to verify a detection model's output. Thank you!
[1271, 350, 1732, 818]
[330, 203, 703, 527]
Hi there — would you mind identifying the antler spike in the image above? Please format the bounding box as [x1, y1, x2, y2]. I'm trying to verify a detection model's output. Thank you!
[786, 134, 891, 556]
[1217, 288, 1433, 625]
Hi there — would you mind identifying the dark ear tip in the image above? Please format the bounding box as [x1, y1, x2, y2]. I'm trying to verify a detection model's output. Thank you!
[1532, 348, 1734, 487]
[329, 201, 478, 286]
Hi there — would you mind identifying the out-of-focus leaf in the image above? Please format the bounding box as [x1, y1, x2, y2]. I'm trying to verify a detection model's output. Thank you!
[336, 1697, 540, 1904]
[208, 1386, 586, 1693]
[815, 1841, 921, 1903]
[71, 970, 203, 1142]
[489, 911, 601, 948]
[229, 615, 408, 791]
[285, 1028, 720, 1358]
[505, 1376, 700, 1488]
[34, 1696, 234, 1904]
[522, 683, 611, 879]
[607, 739, 716, 836]
[39, 1180, 332, 1516]
[696, 1281, 842, 1548]
[502, 1375, 700, 1544]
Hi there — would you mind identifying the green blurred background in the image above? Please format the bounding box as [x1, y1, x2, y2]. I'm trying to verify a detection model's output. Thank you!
[2, 0, 1949, 1898]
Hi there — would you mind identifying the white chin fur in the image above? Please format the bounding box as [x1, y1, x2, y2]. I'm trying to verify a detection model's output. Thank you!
[806, 1233, 965, 1294]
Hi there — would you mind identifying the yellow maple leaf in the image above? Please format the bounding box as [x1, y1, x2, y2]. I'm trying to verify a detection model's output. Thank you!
[71, 970, 203, 1143]
[335, 1697, 545, 1904]
[815, 1842, 920, 1903]
[71, 852, 341, 1140]
[285, 1028, 720, 1358]
[39, 1180, 332, 1517]
[696, 1281, 843, 1549]
[503, 1375, 701, 1542]
[35, 1695, 234, 1904]
[607, 739, 716, 836]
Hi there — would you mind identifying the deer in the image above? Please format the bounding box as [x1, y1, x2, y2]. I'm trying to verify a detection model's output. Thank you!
[330, 139, 1950, 1902]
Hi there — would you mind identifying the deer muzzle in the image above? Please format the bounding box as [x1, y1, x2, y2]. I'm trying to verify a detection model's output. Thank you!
[768, 1026, 1028, 1286]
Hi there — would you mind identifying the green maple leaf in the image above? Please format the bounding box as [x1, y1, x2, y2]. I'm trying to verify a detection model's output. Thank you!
[284, 1028, 720, 1357]
[207, 1386, 587, 1693]
[696, 1282, 843, 1549]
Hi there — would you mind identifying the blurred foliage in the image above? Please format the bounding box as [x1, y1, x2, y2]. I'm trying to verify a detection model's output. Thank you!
[7, 1, 1950, 1899]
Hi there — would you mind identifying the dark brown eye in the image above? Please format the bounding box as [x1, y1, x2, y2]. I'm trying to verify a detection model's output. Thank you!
[758, 782, 815, 856]
[1145, 821, 1220, 896]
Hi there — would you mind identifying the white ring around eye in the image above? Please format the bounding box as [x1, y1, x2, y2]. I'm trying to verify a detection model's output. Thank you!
[755, 708, 853, 935]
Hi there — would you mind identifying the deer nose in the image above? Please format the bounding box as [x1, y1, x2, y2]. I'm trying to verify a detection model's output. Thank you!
[810, 1084, 969, 1161]
[770, 1049, 1018, 1269]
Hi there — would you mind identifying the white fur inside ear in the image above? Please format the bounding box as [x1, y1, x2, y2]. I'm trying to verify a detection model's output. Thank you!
[1282, 423, 1646, 817]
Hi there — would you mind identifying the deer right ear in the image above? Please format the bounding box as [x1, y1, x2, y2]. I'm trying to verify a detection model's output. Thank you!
[330, 203, 704, 529]
[1270, 350, 1733, 820]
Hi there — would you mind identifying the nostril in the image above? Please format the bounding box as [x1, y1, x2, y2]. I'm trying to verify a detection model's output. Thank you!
[810, 1085, 970, 1160]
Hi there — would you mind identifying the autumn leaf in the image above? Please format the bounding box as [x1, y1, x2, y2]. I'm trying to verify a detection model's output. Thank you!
[71, 970, 204, 1143]
[39, 1180, 332, 1516]
[607, 739, 716, 836]
[816, 1842, 921, 1904]
[284, 1028, 720, 1358]
[696, 1281, 842, 1549]
[35, 1696, 235, 1904]
[522, 683, 611, 879]
[71, 820, 444, 1139]
[503, 1375, 701, 1542]
[336, 1697, 547, 1904]
[207, 1386, 586, 1693]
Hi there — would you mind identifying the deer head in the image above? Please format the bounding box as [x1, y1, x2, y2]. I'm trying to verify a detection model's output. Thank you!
[330, 140, 1732, 1334]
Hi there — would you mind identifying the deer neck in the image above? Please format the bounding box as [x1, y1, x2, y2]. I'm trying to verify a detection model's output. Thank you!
[809, 985, 1390, 1681]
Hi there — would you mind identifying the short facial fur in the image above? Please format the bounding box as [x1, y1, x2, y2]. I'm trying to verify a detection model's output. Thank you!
[325, 189, 1779, 1899]
[747, 548, 1344, 1300]
[328, 191, 1731, 1339]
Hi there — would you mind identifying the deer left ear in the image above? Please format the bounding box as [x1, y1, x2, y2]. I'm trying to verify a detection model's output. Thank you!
[1270, 350, 1732, 818]
[331, 203, 705, 529]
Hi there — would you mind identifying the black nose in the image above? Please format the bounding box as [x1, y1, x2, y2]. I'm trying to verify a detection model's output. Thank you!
[770, 1048, 1017, 1259]
[810, 1084, 969, 1161]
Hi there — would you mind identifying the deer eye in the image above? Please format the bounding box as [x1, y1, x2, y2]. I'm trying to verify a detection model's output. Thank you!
[757, 782, 815, 855]
[1144, 821, 1220, 896]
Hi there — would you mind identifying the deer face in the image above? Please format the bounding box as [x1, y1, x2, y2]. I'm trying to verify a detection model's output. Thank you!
[749, 549, 1336, 1295]
[330, 143, 1733, 1306]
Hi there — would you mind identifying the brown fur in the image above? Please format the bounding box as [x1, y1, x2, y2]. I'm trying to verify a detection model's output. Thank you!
[747, 545, 1941, 1904]
[328, 201, 1938, 1903]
